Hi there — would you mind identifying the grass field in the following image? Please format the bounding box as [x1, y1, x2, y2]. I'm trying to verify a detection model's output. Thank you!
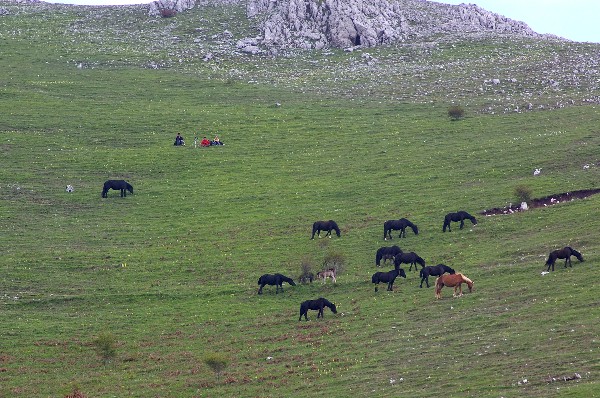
[1, 2, 600, 397]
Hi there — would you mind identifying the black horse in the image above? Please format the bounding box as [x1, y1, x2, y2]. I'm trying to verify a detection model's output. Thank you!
[257, 273, 296, 294]
[383, 218, 419, 240]
[545, 246, 584, 271]
[419, 263, 455, 288]
[375, 245, 403, 267]
[442, 211, 477, 232]
[311, 220, 341, 239]
[299, 297, 337, 321]
[102, 180, 134, 198]
[371, 268, 407, 292]
[394, 251, 426, 272]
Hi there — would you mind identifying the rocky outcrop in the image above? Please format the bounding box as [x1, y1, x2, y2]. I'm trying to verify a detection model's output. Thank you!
[246, 0, 541, 50]
[148, 0, 196, 16]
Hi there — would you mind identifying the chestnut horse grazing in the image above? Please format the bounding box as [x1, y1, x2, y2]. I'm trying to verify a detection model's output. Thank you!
[435, 273, 474, 299]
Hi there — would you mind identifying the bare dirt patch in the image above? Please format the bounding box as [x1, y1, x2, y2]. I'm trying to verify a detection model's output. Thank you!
[481, 188, 600, 216]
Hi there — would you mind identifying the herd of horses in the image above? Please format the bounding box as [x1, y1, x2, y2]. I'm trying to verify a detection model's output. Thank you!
[257, 213, 585, 320]
[101, 181, 585, 317]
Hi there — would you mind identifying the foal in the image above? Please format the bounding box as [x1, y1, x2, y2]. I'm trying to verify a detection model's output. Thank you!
[316, 268, 337, 284]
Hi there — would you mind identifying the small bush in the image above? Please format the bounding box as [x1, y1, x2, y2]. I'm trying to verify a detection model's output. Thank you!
[298, 256, 314, 284]
[203, 352, 229, 381]
[64, 387, 87, 398]
[323, 251, 346, 274]
[159, 8, 177, 18]
[92, 332, 117, 365]
[515, 185, 533, 203]
[447, 105, 465, 120]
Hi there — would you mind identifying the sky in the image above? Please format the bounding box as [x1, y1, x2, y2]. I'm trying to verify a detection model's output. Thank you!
[40, 0, 600, 43]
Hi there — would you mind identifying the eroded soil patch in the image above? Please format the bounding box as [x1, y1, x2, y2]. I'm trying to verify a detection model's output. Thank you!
[481, 188, 600, 216]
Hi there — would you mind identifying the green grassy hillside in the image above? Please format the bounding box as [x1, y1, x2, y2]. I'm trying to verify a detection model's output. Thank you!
[1, 2, 599, 397]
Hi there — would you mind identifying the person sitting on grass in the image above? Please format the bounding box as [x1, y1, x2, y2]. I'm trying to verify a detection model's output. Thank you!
[211, 135, 224, 145]
[200, 136, 211, 147]
[174, 133, 185, 146]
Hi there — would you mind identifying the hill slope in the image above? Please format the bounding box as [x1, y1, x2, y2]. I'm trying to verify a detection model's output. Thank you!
[0, 2, 599, 397]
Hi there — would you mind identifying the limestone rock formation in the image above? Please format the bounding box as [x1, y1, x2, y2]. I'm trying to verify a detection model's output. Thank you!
[246, 0, 541, 50]
[148, 0, 196, 16]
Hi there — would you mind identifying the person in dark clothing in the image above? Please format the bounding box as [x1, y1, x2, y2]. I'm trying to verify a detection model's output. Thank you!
[174, 133, 185, 146]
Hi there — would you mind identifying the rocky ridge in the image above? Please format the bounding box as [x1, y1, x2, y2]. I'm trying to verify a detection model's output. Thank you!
[246, 0, 543, 50]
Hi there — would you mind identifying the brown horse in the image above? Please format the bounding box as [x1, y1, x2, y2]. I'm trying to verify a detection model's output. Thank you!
[316, 268, 337, 284]
[435, 273, 474, 299]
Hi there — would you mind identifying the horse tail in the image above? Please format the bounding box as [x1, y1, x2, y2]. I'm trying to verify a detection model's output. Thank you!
[545, 253, 554, 266]
[383, 223, 388, 240]
[257, 276, 262, 285]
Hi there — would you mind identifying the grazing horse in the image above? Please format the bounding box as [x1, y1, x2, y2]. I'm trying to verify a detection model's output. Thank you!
[419, 264, 455, 288]
[442, 211, 477, 232]
[371, 268, 407, 292]
[375, 245, 403, 267]
[394, 251, 426, 272]
[102, 180, 133, 198]
[311, 220, 341, 239]
[435, 273, 474, 299]
[257, 273, 296, 294]
[316, 268, 337, 284]
[299, 297, 337, 321]
[545, 246, 584, 271]
[384, 218, 419, 240]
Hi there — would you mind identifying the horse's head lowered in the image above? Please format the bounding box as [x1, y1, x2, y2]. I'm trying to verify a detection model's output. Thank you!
[462, 274, 474, 292]
[328, 301, 338, 314]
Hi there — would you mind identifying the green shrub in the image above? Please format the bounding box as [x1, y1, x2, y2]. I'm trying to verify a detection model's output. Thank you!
[298, 256, 315, 284]
[92, 332, 117, 365]
[323, 251, 346, 274]
[203, 352, 229, 381]
[515, 185, 533, 203]
[448, 105, 465, 120]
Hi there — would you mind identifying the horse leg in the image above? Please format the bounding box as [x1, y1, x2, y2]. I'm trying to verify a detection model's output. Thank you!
[374, 282, 379, 292]
[299, 308, 307, 321]
[258, 284, 264, 294]
[459, 220, 465, 229]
